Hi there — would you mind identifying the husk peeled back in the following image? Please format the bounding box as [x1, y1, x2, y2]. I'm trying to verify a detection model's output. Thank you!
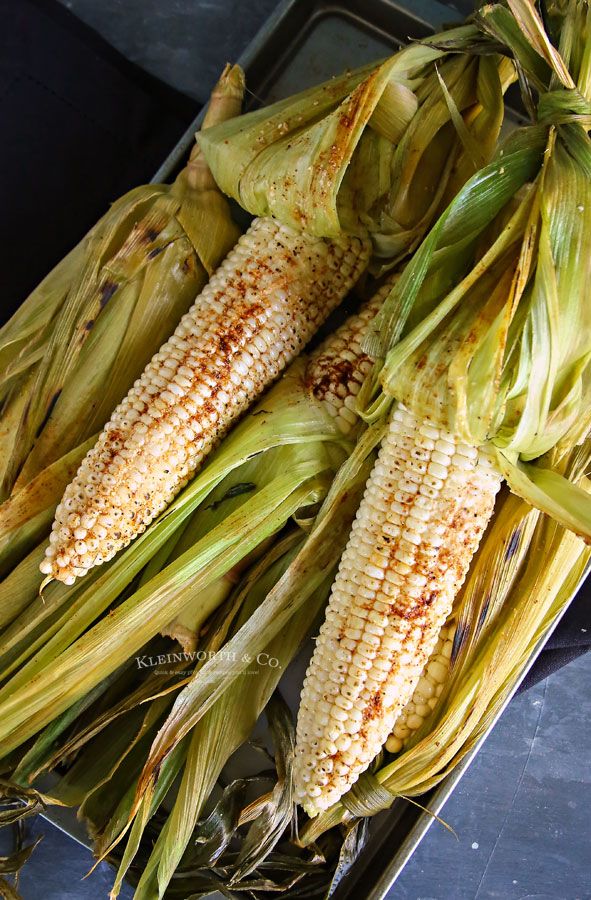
[198, 28, 515, 263]
[360, 0, 591, 541]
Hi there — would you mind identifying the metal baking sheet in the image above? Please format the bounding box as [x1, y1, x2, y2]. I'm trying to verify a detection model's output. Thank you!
[41, 1, 582, 898]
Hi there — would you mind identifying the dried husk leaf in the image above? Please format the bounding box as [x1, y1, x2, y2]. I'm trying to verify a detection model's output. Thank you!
[0, 362, 348, 754]
[199, 29, 514, 257]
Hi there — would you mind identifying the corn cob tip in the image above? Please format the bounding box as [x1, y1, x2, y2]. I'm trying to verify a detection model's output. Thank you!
[197, 63, 246, 139]
[216, 61, 245, 96]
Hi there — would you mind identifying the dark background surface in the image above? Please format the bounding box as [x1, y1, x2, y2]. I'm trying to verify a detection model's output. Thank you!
[0, 0, 590, 897]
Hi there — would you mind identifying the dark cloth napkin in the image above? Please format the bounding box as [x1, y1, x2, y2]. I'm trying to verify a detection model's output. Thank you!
[1, 0, 589, 690]
[518, 582, 590, 692]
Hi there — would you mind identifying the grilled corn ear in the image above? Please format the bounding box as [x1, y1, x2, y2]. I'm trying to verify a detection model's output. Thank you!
[294, 406, 501, 814]
[41, 219, 370, 584]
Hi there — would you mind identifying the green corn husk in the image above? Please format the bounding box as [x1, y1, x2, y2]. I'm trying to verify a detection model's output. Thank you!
[0, 412, 374, 894]
[0, 352, 379, 889]
[82, 425, 381, 898]
[358, 0, 591, 542]
[50, 430, 591, 893]
[7, 415, 377, 898]
[117, 544, 315, 900]
[0, 63, 244, 510]
[198, 31, 515, 265]
[126, 421, 381, 805]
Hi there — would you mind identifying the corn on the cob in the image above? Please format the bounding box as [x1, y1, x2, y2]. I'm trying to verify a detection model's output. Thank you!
[294, 405, 501, 814]
[40, 218, 369, 585]
[385, 619, 455, 753]
[305, 285, 389, 433]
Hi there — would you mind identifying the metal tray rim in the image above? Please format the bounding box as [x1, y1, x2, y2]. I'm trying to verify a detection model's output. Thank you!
[150, 0, 297, 184]
[150, 0, 460, 184]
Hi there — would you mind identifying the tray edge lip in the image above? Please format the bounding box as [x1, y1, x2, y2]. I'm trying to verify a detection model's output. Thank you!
[149, 0, 459, 184]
